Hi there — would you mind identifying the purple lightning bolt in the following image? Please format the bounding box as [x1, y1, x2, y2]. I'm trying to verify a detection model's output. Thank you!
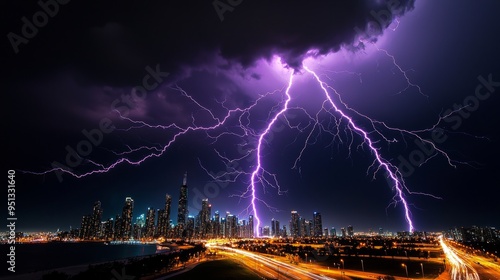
[249, 71, 295, 236]
[375, 46, 426, 97]
[304, 66, 415, 232]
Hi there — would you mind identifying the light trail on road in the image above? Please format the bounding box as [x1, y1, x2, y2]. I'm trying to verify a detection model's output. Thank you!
[439, 236, 480, 280]
[208, 244, 335, 280]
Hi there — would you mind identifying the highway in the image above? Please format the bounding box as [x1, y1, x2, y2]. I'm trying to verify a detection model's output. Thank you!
[439, 236, 500, 280]
[210, 244, 332, 279]
[211, 240, 500, 280]
[208, 244, 420, 280]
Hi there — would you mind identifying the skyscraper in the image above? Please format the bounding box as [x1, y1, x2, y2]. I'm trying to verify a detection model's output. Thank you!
[226, 214, 238, 238]
[134, 214, 145, 239]
[177, 172, 188, 236]
[214, 211, 221, 238]
[301, 218, 310, 237]
[271, 218, 280, 237]
[341, 227, 346, 238]
[90, 201, 103, 239]
[347, 225, 354, 237]
[156, 194, 172, 237]
[186, 215, 195, 239]
[248, 215, 254, 238]
[145, 207, 156, 238]
[121, 197, 134, 240]
[157, 209, 166, 236]
[331, 227, 337, 237]
[114, 214, 122, 239]
[103, 218, 114, 240]
[199, 198, 211, 238]
[313, 212, 323, 237]
[220, 216, 226, 238]
[79, 215, 91, 239]
[290, 211, 300, 238]
[238, 219, 247, 238]
[164, 194, 171, 229]
[263, 226, 270, 236]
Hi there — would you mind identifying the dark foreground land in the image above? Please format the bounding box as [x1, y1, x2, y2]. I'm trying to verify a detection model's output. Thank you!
[169, 259, 261, 280]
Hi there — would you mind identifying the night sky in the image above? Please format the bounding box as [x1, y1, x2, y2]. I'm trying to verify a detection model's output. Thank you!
[4, 0, 500, 233]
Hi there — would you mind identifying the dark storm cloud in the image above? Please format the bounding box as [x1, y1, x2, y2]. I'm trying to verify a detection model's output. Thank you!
[4, 0, 414, 87]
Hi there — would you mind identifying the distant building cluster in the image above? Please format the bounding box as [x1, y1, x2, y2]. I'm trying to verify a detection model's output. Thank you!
[287, 210, 356, 239]
[445, 226, 499, 243]
[73, 172, 381, 241]
[77, 173, 258, 241]
[289, 210, 326, 238]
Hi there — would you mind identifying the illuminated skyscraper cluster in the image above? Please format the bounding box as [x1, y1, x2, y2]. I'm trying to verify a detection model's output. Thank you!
[289, 210, 327, 238]
[77, 173, 366, 241]
[78, 201, 103, 240]
[76, 173, 258, 240]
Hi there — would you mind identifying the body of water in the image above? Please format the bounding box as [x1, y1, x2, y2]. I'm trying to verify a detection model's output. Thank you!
[1, 242, 157, 276]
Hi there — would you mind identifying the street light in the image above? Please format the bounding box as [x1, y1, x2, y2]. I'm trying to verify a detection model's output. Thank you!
[420, 263, 424, 278]
[340, 259, 344, 270]
[402, 263, 408, 279]
[361, 259, 364, 272]
[305, 253, 308, 263]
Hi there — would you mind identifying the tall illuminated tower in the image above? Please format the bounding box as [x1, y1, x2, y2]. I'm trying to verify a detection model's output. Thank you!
[120, 197, 134, 240]
[199, 198, 211, 238]
[214, 211, 221, 238]
[347, 225, 354, 237]
[157, 209, 165, 236]
[157, 194, 172, 237]
[271, 218, 280, 237]
[248, 215, 254, 238]
[165, 194, 172, 224]
[145, 207, 156, 238]
[90, 201, 102, 239]
[79, 215, 91, 239]
[290, 211, 300, 238]
[157, 194, 171, 237]
[313, 212, 323, 237]
[177, 172, 188, 236]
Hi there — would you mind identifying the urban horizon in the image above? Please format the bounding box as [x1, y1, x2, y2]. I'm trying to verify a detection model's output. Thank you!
[17, 172, 498, 237]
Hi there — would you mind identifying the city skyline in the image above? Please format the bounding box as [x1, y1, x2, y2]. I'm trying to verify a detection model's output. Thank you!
[5, 1, 500, 234]
[51, 173, 499, 237]
[14, 168, 500, 233]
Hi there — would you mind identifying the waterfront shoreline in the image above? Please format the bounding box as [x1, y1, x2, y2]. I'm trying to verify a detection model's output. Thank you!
[0, 242, 158, 277]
